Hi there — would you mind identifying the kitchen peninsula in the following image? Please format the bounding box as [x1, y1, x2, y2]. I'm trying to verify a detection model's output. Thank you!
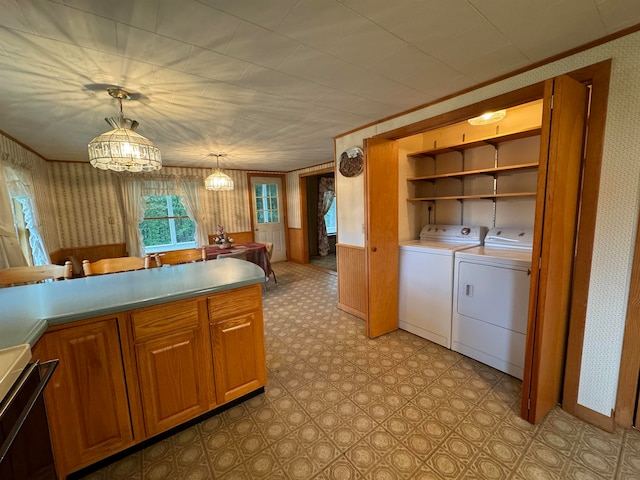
[0, 259, 267, 479]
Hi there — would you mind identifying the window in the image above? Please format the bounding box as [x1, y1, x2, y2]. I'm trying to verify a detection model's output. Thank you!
[255, 184, 279, 223]
[139, 195, 196, 253]
[324, 197, 337, 235]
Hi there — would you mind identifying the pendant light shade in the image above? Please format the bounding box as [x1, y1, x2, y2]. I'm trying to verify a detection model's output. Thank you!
[205, 154, 234, 191]
[88, 88, 161, 172]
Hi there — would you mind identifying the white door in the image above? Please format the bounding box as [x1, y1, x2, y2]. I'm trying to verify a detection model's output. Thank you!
[250, 176, 287, 262]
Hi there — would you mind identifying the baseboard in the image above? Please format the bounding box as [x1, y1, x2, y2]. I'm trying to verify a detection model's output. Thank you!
[338, 302, 366, 320]
[571, 403, 616, 432]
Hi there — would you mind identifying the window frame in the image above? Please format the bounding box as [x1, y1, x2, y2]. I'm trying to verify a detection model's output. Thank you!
[139, 195, 197, 254]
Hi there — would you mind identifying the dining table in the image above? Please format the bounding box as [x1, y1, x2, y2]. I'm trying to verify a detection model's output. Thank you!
[204, 242, 273, 280]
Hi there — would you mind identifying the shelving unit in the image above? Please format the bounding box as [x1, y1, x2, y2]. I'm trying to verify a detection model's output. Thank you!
[408, 127, 541, 158]
[408, 192, 537, 202]
[407, 162, 538, 183]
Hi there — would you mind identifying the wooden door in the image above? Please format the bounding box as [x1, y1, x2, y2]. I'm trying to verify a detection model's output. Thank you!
[210, 311, 267, 404]
[33, 318, 134, 478]
[135, 328, 210, 436]
[364, 137, 399, 338]
[521, 75, 588, 423]
[250, 175, 287, 262]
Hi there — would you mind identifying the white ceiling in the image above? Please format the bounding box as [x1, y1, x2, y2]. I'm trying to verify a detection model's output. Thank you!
[0, 0, 638, 171]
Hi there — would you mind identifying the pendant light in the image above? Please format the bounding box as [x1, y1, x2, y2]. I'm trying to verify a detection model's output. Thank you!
[204, 154, 234, 191]
[88, 88, 162, 172]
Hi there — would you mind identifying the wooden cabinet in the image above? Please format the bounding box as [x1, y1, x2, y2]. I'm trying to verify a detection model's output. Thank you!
[208, 285, 266, 404]
[32, 317, 134, 478]
[131, 298, 215, 437]
[32, 285, 265, 478]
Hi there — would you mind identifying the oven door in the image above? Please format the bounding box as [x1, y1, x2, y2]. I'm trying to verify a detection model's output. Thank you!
[0, 360, 58, 480]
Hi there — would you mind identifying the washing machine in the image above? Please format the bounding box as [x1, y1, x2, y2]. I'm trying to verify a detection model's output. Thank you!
[399, 225, 487, 349]
[452, 227, 534, 379]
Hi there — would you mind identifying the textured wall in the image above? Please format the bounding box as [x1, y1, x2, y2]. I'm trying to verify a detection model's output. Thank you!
[0, 135, 60, 253]
[335, 31, 640, 416]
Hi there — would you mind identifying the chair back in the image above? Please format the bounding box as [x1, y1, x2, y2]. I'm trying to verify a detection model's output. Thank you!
[83, 256, 149, 276]
[0, 261, 73, 287]
[258, 241, 274, 260]
[152, 248, 206, 266]
[217, 250, 248, 261]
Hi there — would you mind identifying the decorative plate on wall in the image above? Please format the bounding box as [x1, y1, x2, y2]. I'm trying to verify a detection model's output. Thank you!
[339, 147, 364, 177]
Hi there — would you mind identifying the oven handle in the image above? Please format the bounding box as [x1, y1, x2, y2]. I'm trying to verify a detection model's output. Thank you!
[0, 359, 58, 463]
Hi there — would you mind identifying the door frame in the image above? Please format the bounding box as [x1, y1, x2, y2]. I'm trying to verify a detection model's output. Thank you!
[299, 167, 335, 265]
[374, 59, 612, 426]
[247, 173, 289, 260]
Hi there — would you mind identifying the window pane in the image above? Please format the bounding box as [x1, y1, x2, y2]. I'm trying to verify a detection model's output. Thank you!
[256, 198, 263, 210]
[269, 184, 277, 196]
[272, 211, 279, 222]
[174, 217, 196, 243]
[171, 195, 188, 216]
[325, 198, 337, 235]
[140, 219, 172, 246]
[269, 198, 278, 209]
[145, 196, 169, 217]
[258, 211, 264, 223]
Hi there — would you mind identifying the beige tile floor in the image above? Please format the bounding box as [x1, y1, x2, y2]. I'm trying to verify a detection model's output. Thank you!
[82, 262, 640, 479]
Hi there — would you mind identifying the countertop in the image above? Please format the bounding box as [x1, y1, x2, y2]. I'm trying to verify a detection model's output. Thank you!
[0, 259, 265, 350]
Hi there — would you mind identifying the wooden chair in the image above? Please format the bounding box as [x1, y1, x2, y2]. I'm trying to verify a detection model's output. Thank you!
[82, 256, 150, 276]
[151, 248, 206, 267]
[217, 250, 247, 261]
[258, 241, 277, 284]
[0, 261, 73, 287]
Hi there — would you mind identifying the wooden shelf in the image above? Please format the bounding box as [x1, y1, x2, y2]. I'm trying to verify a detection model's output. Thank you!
[408, 162, 538, 182]
[408, 128, 542, 158]
[408, 192, 537, 202]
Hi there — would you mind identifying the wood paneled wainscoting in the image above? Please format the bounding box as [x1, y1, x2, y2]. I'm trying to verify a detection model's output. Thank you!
[288, 227, 305, 263]
[337, 244, 367, 319]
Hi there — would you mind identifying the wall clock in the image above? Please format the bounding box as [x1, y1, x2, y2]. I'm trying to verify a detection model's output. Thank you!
[339, 147, 364, 177]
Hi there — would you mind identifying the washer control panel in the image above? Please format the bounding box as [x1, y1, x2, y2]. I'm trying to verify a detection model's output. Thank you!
[419, 225, 488, 243]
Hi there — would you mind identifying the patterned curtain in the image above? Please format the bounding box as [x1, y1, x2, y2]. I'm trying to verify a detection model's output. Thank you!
[317, 177, 335, 257]
[117, 177, 145, 257]
[179, 178, 208, 247]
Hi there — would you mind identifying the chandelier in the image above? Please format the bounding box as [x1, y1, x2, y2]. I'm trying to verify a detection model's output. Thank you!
[204, 154, 234, 191]
[87, 88, 162, 172]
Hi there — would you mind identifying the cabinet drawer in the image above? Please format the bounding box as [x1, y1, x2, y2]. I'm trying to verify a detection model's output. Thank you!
[131, 300, 200, 341]
[208, 285, 261, 320]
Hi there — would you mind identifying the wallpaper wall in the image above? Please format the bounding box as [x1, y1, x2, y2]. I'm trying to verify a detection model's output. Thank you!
[0, 135, 60, 253]
[335, 30, 640, 417]
[1, 133, 334, 254]
[47, 162, 252, 248]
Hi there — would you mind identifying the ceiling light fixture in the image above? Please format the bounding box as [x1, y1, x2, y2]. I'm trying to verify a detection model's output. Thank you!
[468, 109, 507, 126]
[87, 88, 162, 172]
[204, 154, 234, 191]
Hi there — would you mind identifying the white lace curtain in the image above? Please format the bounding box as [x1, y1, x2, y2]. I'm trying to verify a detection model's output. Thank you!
[118, 176, 207, 256]
[5, 166, 50, 266]
[0, 164, 27, 268]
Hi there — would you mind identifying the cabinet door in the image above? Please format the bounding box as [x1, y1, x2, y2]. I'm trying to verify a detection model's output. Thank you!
[522, 74, 588, 423]
[210, 311, 266, 404]
[33, 318, 134, 478]
[364, 137, 399, 338]
[135, 328, 210, 436]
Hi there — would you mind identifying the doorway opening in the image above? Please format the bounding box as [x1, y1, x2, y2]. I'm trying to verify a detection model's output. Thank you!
[301, 170, 336, 272]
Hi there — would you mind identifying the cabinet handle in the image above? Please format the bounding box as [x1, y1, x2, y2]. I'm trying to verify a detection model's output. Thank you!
[371, 247, 377, 252]
[222, 322, 251, 333]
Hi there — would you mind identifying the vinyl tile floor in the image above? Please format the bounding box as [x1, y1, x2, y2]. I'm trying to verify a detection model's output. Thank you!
[81, 262, 640, 479]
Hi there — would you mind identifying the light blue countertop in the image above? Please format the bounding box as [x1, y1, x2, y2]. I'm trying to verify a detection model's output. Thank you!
[0, 259, 265, 350]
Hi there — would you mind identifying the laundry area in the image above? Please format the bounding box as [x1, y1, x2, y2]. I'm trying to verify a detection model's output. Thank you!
[397, 100, 543, 379]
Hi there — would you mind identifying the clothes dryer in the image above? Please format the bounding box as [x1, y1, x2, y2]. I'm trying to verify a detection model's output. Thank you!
[399, 225, 487, 348]
[452, 227, 534, 379]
